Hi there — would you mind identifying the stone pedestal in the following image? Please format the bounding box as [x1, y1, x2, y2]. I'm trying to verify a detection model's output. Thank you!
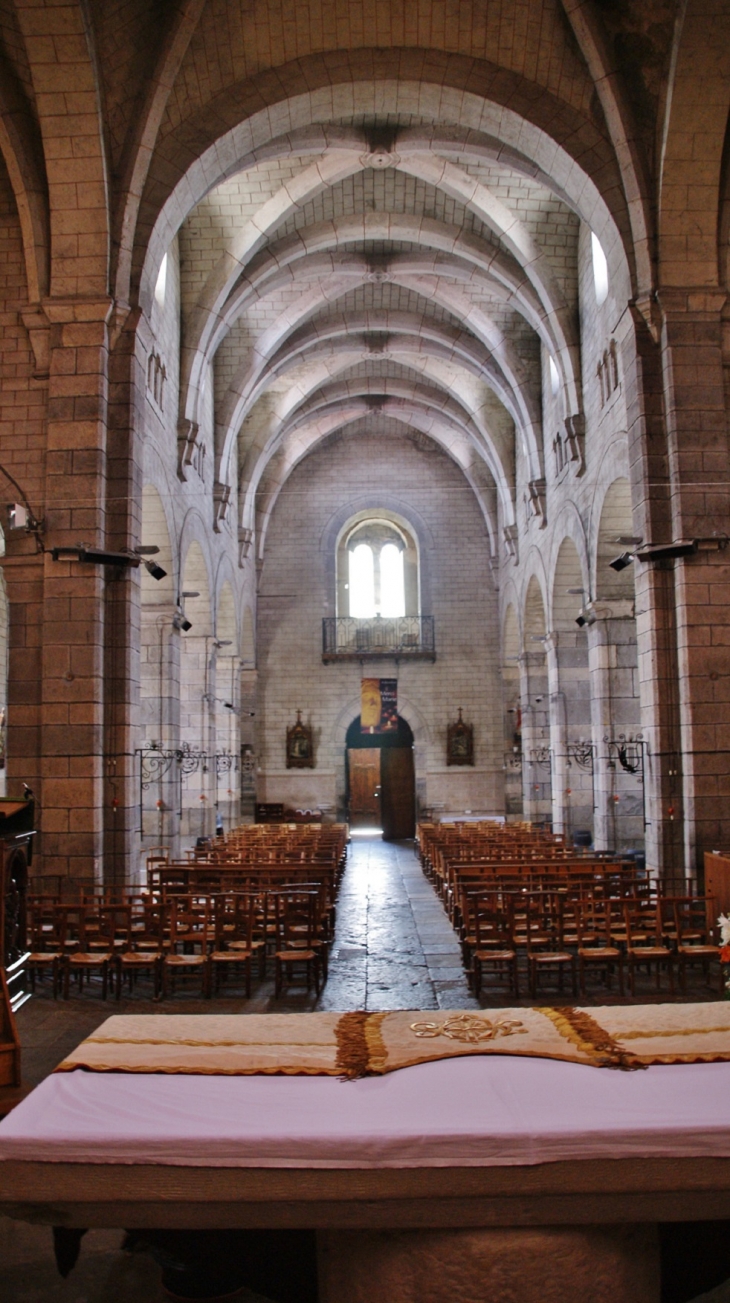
[318, 1224, 659, 1303]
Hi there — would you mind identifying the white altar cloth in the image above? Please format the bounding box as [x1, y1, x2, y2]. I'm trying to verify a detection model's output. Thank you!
[1, 1054, 730, 1170]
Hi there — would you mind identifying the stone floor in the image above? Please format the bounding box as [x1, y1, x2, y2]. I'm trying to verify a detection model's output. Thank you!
[0, 836, 726, 1300]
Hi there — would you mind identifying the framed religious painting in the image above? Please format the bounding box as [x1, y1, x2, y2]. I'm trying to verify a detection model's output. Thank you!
[446, 708, 474, 766]
[286, 710, 314, 769]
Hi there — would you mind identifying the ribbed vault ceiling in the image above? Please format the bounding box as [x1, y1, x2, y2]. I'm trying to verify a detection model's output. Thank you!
[175, 116, 583, 554]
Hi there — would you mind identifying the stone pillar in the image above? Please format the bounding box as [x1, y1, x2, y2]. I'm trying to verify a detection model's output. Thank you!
[180, 632, 215, 845]
[588, 604, 642, 853]
[103, 313, 146, 885]
[214, 652, 240, 832]
[547, 631, 593, 843]
[139, 604, 181, 858]
[520, 651, 551, 826]
[622, 310, 684, 878]
[40, 299, 112, 887]
[319, 1224, 659, 1303]
[658, 290, 730, 877]
[239, 666, 258, 821]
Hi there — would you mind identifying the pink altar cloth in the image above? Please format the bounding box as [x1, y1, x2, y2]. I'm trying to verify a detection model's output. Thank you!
[1, 1054, 730, 1169]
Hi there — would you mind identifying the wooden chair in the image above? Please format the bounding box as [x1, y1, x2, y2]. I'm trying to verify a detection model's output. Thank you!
[25, 903, 62, 998]
[525, 893, 577, 997]
[162, 897, 211, 997]
[62, 907, 114, 999]
[116, 903, 166, 999]
[471, 898, 519, 998]
[209, 894, 255, 997]
[273, 890, 321, 996]
[674, 897, 721, 993]
[576, 899, 624, 997]
[623, 902, 674, 995]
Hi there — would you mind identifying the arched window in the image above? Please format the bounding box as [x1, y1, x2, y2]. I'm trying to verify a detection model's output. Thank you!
[337, 513, 419, 620]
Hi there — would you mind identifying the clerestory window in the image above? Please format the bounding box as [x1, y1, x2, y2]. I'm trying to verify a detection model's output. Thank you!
[337, 514, 419, 620]
[348, 539, 405, 618]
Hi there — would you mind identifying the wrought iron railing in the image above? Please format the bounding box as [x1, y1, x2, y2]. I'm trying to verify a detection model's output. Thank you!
[322, 615, 436, 660]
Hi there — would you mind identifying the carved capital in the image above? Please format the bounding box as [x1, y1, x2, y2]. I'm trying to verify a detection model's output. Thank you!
[20, 305, 50, 379]
[563, 412, 586, 475]
[238, 527, 254, 566]
[213, 481, 231, 532]
[177, 420, 204, 482]
[526, 478, 547, 528]
[503, 523, 519, 563]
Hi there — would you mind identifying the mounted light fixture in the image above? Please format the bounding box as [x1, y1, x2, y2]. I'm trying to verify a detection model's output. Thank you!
[51, 542, 167, 578]
[609, 551, 634, 572]
[51, 545, 140, 567]
[173, 590, 199, 633]
[575, 609, 596, 629]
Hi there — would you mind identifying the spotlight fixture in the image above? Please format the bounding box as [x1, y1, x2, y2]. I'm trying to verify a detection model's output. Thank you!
[575, 608, 597, 628]
[51, 545, 140, 567]
[51, 541, 167, 576]
[143, 559, 167, 581]
[609, 552, 634, 572]
[173, 613, 192, 632]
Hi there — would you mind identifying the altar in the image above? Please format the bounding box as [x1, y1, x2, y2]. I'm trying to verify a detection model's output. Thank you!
[2, 1011, 730, 1302]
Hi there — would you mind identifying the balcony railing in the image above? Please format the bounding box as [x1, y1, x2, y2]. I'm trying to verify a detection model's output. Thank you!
[322, 615, 436, 661]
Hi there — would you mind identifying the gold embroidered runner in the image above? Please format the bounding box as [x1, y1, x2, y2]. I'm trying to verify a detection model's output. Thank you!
[54, 1003, 730, 1078]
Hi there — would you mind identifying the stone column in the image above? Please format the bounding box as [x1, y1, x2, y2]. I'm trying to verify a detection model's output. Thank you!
[547, 631, 593, 843]
[622, 310, 684, 879]
[658, 289, 730, 878]
[180, 632, 216, 846]
[103, 313, 146, 885]
[520, 651, 551, 826]
[139, 604, 181, 859]
[214, 652, 241, 832]
[40, 299, 112, 887]
[588, 603, 642, 853]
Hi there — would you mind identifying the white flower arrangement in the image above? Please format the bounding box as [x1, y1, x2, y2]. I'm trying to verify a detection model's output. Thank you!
[719, 916, 730, 995]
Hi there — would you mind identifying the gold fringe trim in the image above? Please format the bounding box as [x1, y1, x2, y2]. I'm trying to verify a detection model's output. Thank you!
[364, 1011, 388, 1073]
[334, 1011, 373, 1079]
[539, 1006, 644, 1070]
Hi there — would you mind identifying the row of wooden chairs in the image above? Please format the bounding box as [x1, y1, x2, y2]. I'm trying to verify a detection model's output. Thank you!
[460, 892, 719, 998]
[25, 887, 333, 1000]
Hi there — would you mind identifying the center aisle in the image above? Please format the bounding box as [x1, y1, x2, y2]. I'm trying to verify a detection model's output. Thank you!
[317, 837, 477, 1012]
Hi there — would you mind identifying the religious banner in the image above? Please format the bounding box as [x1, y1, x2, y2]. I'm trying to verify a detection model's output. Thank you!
[361, 678, 398, 733]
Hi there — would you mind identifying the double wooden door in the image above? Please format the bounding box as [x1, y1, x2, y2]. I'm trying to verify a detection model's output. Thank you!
[347, 747, 415, 840]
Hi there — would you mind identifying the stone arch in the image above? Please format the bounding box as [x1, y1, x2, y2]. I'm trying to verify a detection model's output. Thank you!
[140, 483, 175, 607]
[551, 536, 587, 632]
[594, 477, 635, 603]
[522, 572, 547, 647]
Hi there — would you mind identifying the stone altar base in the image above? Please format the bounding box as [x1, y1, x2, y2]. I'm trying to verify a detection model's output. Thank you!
[319, 1224, 660, 1303]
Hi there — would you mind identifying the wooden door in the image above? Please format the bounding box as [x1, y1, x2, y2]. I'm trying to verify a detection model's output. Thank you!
[348, 749, 381, 827]
[381, 747, 415, 840]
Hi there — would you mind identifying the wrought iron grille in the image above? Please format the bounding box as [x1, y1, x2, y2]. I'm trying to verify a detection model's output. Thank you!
[322, 615, 435, 660]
